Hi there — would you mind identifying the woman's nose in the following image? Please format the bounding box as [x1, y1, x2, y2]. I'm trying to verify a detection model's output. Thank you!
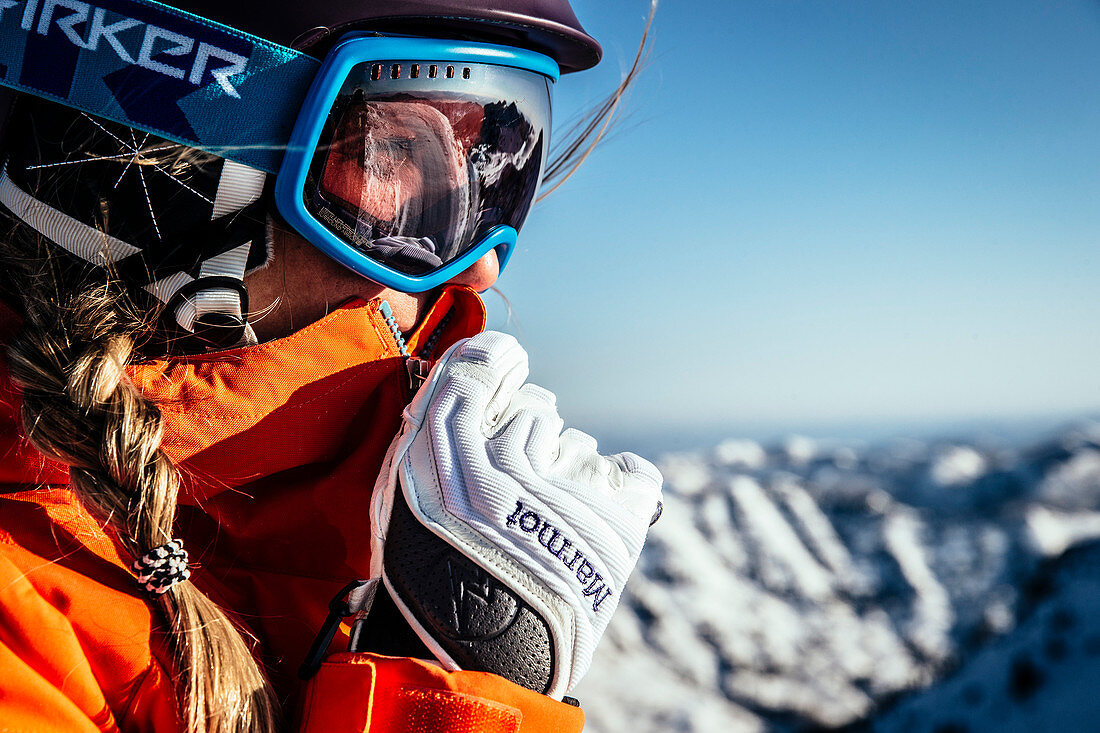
[447, 248, 499, 292]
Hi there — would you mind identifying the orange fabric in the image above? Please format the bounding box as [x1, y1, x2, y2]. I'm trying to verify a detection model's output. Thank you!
[394, 689, 519, 733]
[0, 287, 584, 732]
[300, 654, 584, 733]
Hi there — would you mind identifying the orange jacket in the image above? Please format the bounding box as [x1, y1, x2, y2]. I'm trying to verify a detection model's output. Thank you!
[0, 287, 585, 733]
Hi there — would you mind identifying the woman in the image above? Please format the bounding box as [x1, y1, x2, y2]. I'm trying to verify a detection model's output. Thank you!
[0, 1, 662, 732]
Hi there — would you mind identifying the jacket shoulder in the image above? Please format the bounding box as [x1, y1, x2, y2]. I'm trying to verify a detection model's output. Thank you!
[0, 488, 180, 732]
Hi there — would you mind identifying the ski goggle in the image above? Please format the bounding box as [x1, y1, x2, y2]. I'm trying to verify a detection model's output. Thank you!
[276, 36, 557, 291]
[0, 1, 559, 292]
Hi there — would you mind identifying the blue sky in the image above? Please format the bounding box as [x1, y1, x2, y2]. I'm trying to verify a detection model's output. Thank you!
[487, 1, 1100, 444]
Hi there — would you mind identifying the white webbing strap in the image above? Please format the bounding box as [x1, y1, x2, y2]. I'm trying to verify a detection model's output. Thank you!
[194, 241, 252, 321]
[192, 161, 266, 343]
[144, 271, 195, 312]
[145, 160, 266, 343]
[144, 241, 254, 343]
[0, 163, 140, 264]
[212, 160, 267, 219]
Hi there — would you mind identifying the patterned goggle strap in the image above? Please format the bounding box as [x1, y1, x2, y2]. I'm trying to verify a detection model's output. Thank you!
[132, 539, 190, 596]
[0, 0, 318, 173]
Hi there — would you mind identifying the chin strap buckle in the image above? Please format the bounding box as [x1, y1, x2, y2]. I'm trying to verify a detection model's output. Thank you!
[298, 579, 378, 680]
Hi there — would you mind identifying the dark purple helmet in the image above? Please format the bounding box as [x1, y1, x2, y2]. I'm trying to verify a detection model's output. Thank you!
[172, 0, 602, 72]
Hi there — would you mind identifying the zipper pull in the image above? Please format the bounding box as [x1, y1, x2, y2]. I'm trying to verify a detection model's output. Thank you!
[378, 301, 408, 356]
[406, 357, 432, 393]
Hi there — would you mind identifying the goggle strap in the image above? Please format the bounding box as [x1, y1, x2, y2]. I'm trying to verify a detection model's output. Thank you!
[0, 0, 320, 173]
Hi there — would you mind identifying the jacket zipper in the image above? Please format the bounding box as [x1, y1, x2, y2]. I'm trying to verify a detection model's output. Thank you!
[378, 300, 451, 394]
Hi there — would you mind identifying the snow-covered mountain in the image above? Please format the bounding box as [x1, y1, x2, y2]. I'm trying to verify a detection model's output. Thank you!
[576, 421, 1100, 732]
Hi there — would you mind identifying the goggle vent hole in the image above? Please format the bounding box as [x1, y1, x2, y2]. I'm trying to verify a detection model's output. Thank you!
[429, 64, 439, 78]
[390, 64, 401, 79]
[446, 65, 455, 79]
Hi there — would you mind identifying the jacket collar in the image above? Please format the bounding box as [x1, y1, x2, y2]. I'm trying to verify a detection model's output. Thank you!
[0, 287, 485, 496]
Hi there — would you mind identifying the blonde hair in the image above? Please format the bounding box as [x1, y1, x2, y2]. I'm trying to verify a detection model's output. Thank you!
[1, 229, 282, 733]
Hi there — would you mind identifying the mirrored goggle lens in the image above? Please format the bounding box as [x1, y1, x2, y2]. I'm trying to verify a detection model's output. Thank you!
[302, 60, 552, 277]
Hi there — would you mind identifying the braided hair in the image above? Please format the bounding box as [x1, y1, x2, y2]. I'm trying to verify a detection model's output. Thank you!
[0, 192, 281, 732]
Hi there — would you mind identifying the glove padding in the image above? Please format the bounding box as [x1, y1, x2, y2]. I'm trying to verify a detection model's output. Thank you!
[369, 331, 663, 699]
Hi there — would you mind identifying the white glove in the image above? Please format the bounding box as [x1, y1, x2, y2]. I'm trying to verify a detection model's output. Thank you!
[369, 331, 663, 698]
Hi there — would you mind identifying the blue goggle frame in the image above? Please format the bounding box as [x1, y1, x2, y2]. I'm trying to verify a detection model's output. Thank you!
[0, 0, 559, 292]
[275, 36, 559, 292]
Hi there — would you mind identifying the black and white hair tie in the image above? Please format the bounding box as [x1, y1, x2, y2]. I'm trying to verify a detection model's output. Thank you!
[132, 539, 191, 596]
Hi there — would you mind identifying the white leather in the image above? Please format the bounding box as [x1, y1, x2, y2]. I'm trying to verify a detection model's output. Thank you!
[371, 330, 663, 697]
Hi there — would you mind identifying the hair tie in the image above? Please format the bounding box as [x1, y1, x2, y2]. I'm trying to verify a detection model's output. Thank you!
[132, 540, 191, 596]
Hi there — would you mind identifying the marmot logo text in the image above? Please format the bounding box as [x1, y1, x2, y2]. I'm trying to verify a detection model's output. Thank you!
[506, 500, 614, 613]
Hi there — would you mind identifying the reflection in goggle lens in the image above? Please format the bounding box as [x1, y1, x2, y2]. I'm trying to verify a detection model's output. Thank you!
[305, 62, 551, 277]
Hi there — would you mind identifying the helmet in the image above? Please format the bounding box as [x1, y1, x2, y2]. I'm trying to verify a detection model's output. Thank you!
[0, 0, 600, 348]
[180, 0, 601, 72]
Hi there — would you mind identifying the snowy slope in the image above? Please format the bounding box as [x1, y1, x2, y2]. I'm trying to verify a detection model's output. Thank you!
[870, 542, 1100, 732]
[575, 421, 1100, 732]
